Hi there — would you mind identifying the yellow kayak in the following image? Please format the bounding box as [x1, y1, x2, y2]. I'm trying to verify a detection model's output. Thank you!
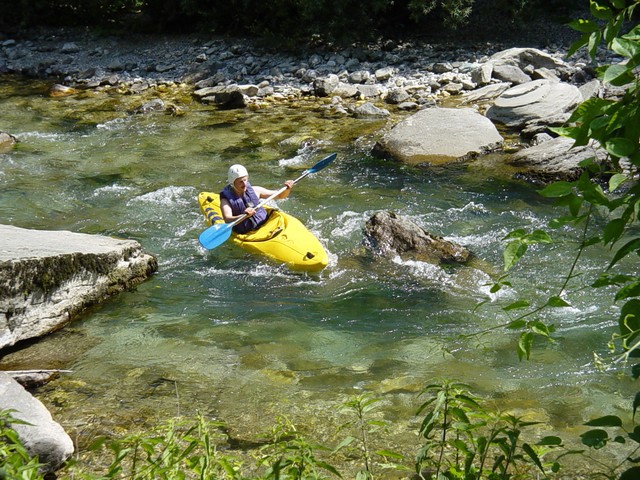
[198, 192, 328, 272]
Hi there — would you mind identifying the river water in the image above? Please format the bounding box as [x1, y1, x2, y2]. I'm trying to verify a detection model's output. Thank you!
[0, 76, 635, 467]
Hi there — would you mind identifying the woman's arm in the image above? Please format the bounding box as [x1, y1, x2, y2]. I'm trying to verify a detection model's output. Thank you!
[254, 180, 294, 200]
[220, 197, 255, 222]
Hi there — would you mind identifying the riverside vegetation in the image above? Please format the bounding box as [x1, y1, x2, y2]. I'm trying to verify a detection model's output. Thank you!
[4, 1, 640, 479]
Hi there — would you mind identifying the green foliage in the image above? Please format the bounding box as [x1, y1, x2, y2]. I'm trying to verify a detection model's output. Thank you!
[256, 416, 341, 479]
[334, 393, 407, 479]
[482, 1, 640, 478]
[68, 413, 243, 479]
[2, 0, 579, 42]
[407, 0, 476, 28]
[414, 380, 567, 479]
[0, 409, 45, 480]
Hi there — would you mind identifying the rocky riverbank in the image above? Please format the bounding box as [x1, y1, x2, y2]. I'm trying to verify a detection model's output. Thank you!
[1, 23, 623, 182]
[0, 23, 605, 105]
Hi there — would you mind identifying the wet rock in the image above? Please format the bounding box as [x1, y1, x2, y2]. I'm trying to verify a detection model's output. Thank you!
[0, 225, 158, 350]
[194, 84, 247, 109]
[363, 211, 470, 265]
[0, 131, 17, 152]
[508, 136, 608, 183]
[48, 83, 78, 97]
[133, 98, 165, 114]
[0, 372, 74, 474]
[374, 107, 503, 165]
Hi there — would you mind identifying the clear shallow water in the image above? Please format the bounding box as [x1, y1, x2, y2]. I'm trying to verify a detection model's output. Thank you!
[0, 76, 635, 456]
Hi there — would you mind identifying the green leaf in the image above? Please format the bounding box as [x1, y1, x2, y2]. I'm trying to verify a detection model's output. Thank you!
[507, 319, 527, 330]
[538, 181, 575, 198]
[604, 13, 624, 44]
[624, 24, 640, 41]
[608, 238, 640, 269]
[568, 18, 600, 33]
[375, 449, 404, 460]
[609, 173, 628, 192]
[522, 443, 544, 471]
[603, 218, 626, 244]
[615, 280, 640, 301]
[590, 1, 613, 21]
[503, 300, 530, 311]
[537, 436, 563, 446]
[546, 296, 571, 308]
[504, 240, 527, 272]
[584, 415, 623, 427]
[578, 172, 610, 206]
[611, 37, 640, 58]
[580, 429, 609, 449]
[610, 0, 626, 9]
[589, 30, 603, 58]
[592, 273, 633, 287]
[518, 331, 534, 361]
[530, 321, 554, 338]
[631, 424, 640, 443]
[619, 299, 640, 338]
[602, 63, 636, 86]
[567, 33, 590, 58]
[524, 229, 552, 244]
[621, 467, 640, 480]
[605, 136, 636, 157]
[503, 228, 526, 240]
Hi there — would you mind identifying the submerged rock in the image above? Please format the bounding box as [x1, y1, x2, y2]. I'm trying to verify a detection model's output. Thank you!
[0, 225, 158, 350]
[363, 211, 470, 265]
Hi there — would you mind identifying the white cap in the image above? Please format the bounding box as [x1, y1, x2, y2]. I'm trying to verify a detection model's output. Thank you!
[227, 164, 248, 185]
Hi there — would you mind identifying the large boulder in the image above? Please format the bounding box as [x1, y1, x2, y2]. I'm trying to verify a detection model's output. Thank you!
[373, 107, 503, 165]
[363, 211, 470, 265]
[508, 136, 608, 183]
[485, 47, 572, 83]
[0, 225, 158, 349]
[0, 372, 74, 474]
[486, 79, 582, 128]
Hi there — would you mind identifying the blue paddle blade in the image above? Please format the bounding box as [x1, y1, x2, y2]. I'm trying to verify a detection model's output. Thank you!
[306, 153, 337, 175]
[199, 222, 233, 250]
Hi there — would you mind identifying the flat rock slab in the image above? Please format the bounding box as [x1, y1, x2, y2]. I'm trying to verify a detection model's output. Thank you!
[374, 107, 504, 165]
[0, 225, 158, 349]
[486, 79, 582, 127]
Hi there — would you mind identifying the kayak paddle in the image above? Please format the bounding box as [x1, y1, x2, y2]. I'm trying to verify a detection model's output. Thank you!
[198, 153, 337, 250]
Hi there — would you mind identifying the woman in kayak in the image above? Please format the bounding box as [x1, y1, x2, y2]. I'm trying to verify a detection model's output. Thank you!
[220, 164, 294, 234]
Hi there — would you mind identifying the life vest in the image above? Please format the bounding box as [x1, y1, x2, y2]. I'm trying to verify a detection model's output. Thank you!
[220, 182, 268, 234]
